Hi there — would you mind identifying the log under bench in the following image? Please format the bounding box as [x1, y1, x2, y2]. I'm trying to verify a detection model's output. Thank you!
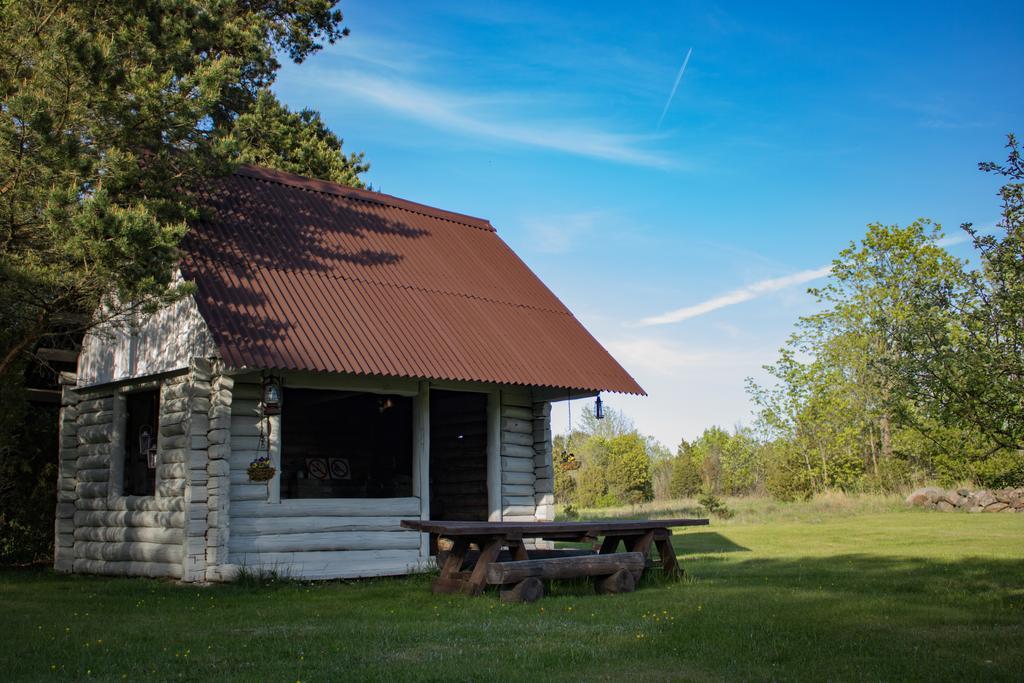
[400, 518, 709, 602]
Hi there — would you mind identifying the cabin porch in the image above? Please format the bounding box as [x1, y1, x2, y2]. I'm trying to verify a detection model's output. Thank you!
[55, 360, 567, 582]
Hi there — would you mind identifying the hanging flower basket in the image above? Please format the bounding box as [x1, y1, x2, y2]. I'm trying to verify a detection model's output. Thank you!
[247, 456, 276, 482]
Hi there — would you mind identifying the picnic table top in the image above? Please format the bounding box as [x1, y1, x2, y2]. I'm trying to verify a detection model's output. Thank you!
[400, 518, 709, 537]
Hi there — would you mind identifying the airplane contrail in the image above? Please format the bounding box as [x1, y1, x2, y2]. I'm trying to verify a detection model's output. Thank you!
[657, 47, 693, 128]
[637, 264, 833, 326]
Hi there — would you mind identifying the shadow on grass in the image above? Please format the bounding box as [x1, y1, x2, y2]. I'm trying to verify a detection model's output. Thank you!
[673, 531, 751, 554]
[686, 553, 1024, 610]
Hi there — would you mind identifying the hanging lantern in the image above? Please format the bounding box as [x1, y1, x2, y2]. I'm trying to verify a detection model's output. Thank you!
[595, 395, 604, 420]
[262, 376, 282, 415]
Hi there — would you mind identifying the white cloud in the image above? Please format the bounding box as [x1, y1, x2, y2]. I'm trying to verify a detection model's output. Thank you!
[337, 34, 440, 74]
[522, 210, 608, 254]
[638, 264, 832, 326]
[605, 337, 711, 371]
[552, 334, 779, 444]
[302, 70, 674, 168]
[936, 233, 971, 248]
[606, 336, 770, 372]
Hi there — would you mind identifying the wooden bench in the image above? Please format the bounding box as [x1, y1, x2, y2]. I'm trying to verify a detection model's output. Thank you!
[401, 518, 710, 599]
[436, 546, 597, 568]
[486, 552, 646, 602]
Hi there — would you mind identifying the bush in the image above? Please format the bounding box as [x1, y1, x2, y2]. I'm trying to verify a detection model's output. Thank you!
[821, 451, 864, 491]
[932, 454, 974, 488]
[698, 491, 734, 519]
[972, 451, 1024, 489]
[553, 456, 577, 504]
[574, 465, 608, 508]
[669, 455, 702, 497]
[765, 452, 815, 502]
[859, 458, 913, 493]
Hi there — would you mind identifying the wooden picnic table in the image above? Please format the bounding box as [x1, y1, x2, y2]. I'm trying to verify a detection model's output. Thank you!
[400, 518, 709, 596]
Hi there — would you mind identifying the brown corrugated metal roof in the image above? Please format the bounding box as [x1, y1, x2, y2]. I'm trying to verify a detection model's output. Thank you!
[180, 165, 645, 395]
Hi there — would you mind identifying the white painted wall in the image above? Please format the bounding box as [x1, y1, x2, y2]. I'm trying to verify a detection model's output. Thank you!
[77, 292, 216, 388]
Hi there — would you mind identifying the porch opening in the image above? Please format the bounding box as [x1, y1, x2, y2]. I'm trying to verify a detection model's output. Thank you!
[279, 388, 413, 499]
[429, 390, 488, 521]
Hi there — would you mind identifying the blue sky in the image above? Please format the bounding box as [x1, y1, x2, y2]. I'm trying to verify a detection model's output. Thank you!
[274, 1, 1023, 449]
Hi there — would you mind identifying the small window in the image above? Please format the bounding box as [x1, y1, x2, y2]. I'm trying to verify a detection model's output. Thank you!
[124, 389, 159, 496]
[280, 389, 413, 499]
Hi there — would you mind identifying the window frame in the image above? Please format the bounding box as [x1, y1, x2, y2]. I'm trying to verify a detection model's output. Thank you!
[109, 381, 164, 501]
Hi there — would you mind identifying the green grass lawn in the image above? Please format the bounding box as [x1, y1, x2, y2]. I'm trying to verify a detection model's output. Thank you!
[2, 505, 1022, 681]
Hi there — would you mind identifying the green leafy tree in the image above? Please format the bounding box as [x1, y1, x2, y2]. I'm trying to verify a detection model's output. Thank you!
[604, 433, 654, 504]
[764, 445, 815, 502]
[748, 221, 978, 494]
[668, 440, 702, 498]
[0, 0, 351, 374]
[226, 90, 368, 187]
[0, 0, 360, 562]
[804, 220, 969, 461]
[889, 135, 1024, 454]
[0, 373, 57, 563]
[576, 404, 635, 440]
[689, 427, 728, 492]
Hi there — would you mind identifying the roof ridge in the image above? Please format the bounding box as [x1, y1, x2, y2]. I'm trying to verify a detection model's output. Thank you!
[182, 253, 571, 316]
[234, 165, 496, 232]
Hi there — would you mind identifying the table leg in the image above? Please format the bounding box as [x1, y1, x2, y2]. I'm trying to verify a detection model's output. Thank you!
[431, 538, 471, 593]
[463, 536, 504, 596]
[598, 535, 621, 554]
[622, 530, 655, 581]
[655, 536, 681, 579]
[624, 530, 655, 555]
[508, 539, 530, 561]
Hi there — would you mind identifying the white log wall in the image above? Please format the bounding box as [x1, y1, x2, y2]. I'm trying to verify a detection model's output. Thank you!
[56, 374, 195, 580]
[498, 389, 554, 523]
[204, 371, 233, 581]
[223, 380, 422, 581]
[56, 369, 557, 582]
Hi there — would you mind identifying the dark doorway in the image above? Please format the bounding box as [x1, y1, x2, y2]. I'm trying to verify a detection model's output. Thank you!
[429, 390, 488, 521]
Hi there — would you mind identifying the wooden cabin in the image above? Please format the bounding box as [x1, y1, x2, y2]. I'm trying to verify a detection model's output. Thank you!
[54, 166, 644, 582]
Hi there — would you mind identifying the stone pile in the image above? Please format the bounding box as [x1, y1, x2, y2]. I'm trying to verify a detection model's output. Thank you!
[905, 487, 1024, 512]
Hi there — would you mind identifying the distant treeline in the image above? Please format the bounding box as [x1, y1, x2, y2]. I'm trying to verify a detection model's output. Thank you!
[556, 136, 1024, 508]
